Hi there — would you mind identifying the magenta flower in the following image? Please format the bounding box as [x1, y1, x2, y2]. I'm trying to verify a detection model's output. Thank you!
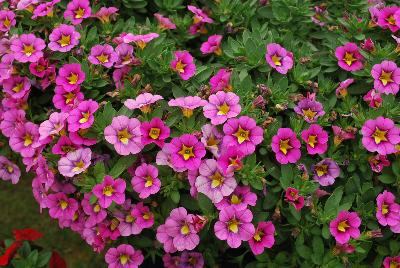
[105, 244, 144, 268]
[81, 193, 107, 227]
[300, 124, 328, 155]
[371, 60, 400, 95]
[115, 43, 135, 67]
[156, 224, 177, 253]
[122, 33, 159, 49]
[170, 51, 196, 80]
[271, 128, 301, 164]
[164, 207, 200, 251]
[265, 43, 294, 74]
[368, 154, 390, 173]
[88, 44, 118, 68]
[335, 78, 354, 98]
[188, 5, 213, 24]
[0, 156, 20, 184]
[383, 256, 400, 268]
[248, 221, 275, 255]
[154, 13, 176, 30]
[165, 134, 206, 171]
[38, 112, 68, 141]
[294, 97, 325, 123]
[360, 38, 375, 53]
[285, 187, 305, 211]
[312, 158, 340, 186]
[377, 7, 400, 32]
[335, 42, 364, 71]
[332, 125, 356, 146]
[330, 211, 361, 244]
[93, 175, 126, 208]
[58, 148, 91, 177]
[48, 24, 80, 52]
[140, 117, 170, 147]
[9, 122, 40, 157]
[361, 116, 400, 155]
[195, 159, 237, 203]
[104, 115, 143, 155]
[56, 63, 86, 91]
[131, 163, 161, 199]
[180, 251, 204, 268]
[53, 86, 84, 112]
[215, 185, 257, 211]
[94, 7, 118, 23]
[203, 91, 241, 125]
[214, 208, 255, 248]
[29, 57, 51, 78]
[0, 109, 26, 138]
[64, 0, 91, 25]
[10, 34, 45, 63]
[2, 75, 31, 99]
[363, 89, 382, 108]
[210, 68, 232, 93]
[201, 124, 223, 157]
[169, 96, 208, 118]
[67, 100, 99, 132]
[376, 190, 400, 227]
[32, 1, 58, 20]
[222, 116, 264, 155]
[0, 10, 16, 32]
[200, 35, 222, 55]
[217, 146, 245, 174]
[124, 93, 163, 113]
[45, 192, 78, 220]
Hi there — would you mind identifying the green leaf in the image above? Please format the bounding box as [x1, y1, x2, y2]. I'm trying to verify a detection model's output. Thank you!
[109, 155, 136, 178]
[93, 162, 106, 183]
[37, 251, 52, 267]
[198, 193, 214, 215]
[324, 186, 343, 218]
[311, 236, 324, 265]
[280, 165, 293, 189]
[170, 190, 180, 204]
[378, 174, 395, 184]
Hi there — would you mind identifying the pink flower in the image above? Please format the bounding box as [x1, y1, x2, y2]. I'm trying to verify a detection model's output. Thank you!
[156, 224, 177, 253]
[53, 86, 84, 112]
[67, 100, 99, 132]
[329, 211, 361, 244]
[122, 33, 159, 49]
[105, 244, 144, 268]
[368, 154, 390, 173]
[94, 7, 118, 24]
[165, 134, 206, 171]
[293, 97, 325, 123]
[45, 192, 78, 220]
[154, 13, 176, 30]
[88, 44, 118, 68]
[285, 187, 305, 211]
[377, 7, 400, 32]
[169, 96, 207, 118]
[48, 24, 80, 52]
[300, 124, 328, 155]
[131, 163, 161, 199]
[210, 68, 232, 93]
[248, 221, 275, 255]
[363, 89, 382, 108]
[164, 207, 200, 251]
[0, 10, 16, 32]
[376, 190, 400, 227]
[217, 146, 244, 174]
[335, 42, 364, 71]
[271, 128, 301, 164]
[361, 116, 400, 155]
[114, 43, 135, 67]
[360, 38, 375, 52]
[383, 256, 400, 268]
[113, 66, 132, 89]
[2, 75, 31, 99]
[9, 122, 40, 157]
[93, 175, 126, 208]
[58, 148, 91, 177]
[214, 208, 255, 248]
[38, 112, 68, 141]
[188, 5, 213, 24]
[81, 193, 107, 227]
[265, 43, 294, 74]
[195, 159, 237, 203]
[0, 156, 20, 184]
[203, 91, 241, 125]
[64, 0, 91, 25]
[29, 57, 51, 78]
[180, 251, 204, 268]
[56, 63, 86, 91]
[10, 34, 45, 63]
[140, 117, 170, 147]
[222, 116, 264, 155]
[335, 78, 354, 98]
[69, 129, 97, 146]
[200, 35, 222, 55]
[0, 109, 25, 138]
[332, 125, 356, 146]
[215, 185, 257, 211]
[132, 202, 154, 229]
[170, 51, 196, 80]
[200, 124, 223, 157]
[124, 93, 163, 113]
[32, 1, 59, 19]
[104, 115, 143, 155]
[371, 60, 400, 95]
[312, 158, 340, 186]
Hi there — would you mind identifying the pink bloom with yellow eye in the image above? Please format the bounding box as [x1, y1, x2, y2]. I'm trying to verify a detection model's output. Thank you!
[9, 122, 40, 158]
[200, 35, 223, 55]
[2, 75, 31, 99]
[10, 34, 45, 63]
[0, 10, 16, 32]
[131, 163, 161, 199]
[210, 68, 232, 93]
[170, 51, 196, 80]
[48, 24, 80, 52]
[265, 43, 294, 74]
[58, 148, 91, 177]
[124, 93, 163, 113]
[168, 96, 208, 118]
[330, 211, 361, 244]
[64, 0, 91, 25]
[140, 117, 170, 148]
[92, 175, 126, 208]
[56, 63, 86, 91]
[122, 33, 159, 49]
[300, 124, 328, 155]
[203, 91, 241, 125]
[371, 60, 400, 95]
[335, 42, 364, 72]
[154, 13, 176, 30]
[271, 128, 301, 164]
[363, 89, 382, 108]
[67, 100, 99, 132]
[249, 221, 275, 255]
[377, 7, 400, 32]
[52, 86, 84, 112]
[88, 44, 118, 68]
[94, 7, 118, 24]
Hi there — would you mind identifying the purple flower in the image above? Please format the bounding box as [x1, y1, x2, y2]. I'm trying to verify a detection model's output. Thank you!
[210, 68, 232, 93]
[48, 24, 80, 52]
[200, 34, 222, 55]
[105, 244, 144, 268]
[45, 192, 79, 220]
[335, 42, 364, 72]
[170, 51, 196, 80]
[67, 100, 99, 132]
[124, 93, 163, 113]
[312, 158, 340, 186]
[10, 34, 45, 63]
[203, 91, 241, 125]
[330, 211, 361, 244]
[140, 117, 170, 148]
[371, 60, 400, 95]
[0, 156, 20, 184]
[300, 124, 329, 155]
[56, 63, 86, 91]
[88, 44, 118, 68]
[265, 43, 294, 74]
[93, 175, 126, 208]
[271, 128, 301, 164]
[169, 96, 208, 118]
[294, 97, 325, 123]
[131, 163, 161, 199]
[9, 122, 40, 158]
[58, 148, 92, 177]
[64, 0, 91, 25]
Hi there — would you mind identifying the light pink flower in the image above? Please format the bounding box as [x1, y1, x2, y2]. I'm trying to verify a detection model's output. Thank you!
[131, 163, 161, 199]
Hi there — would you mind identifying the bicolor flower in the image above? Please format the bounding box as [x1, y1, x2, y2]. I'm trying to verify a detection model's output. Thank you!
[335, 42, 364, 71]
[88, 44, 118, 68]
[58, 148, 91, 177]
[271, 128, 301, 164]
[48, 24, 80, 52]
[131, 163, 161, 199]
[45, 193, 79, 220]
[248, 221, 275, 255]
[294, 97, 325, 123]
[2, 75, 31, 99]
[329, 211, 361, 244]
[64, 0, 91, 25]
[170, 51, 196, 80]
[203, 91, 241, 125]
[140, 117, 170, 147]
[312, 158, 340, 186]
[93, 175, 126, 208]
[10, 34, 45, 63]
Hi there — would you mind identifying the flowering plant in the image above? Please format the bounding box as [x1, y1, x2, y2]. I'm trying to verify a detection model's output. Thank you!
[0, 0, 400, 267]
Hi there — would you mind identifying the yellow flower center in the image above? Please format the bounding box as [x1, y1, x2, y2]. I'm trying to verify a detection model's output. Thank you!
[390, 261, 399, 268]
[125, 214, 135, 223]
[117, 128, 131, 144]
[230, 194, 241, 205]
[387, 15, 396, 25]
[96, 53, 109, 63]
[59, 200, 68, 210]
[139, 104, 151, 113]
[12, 83, 24, 93]
[379, 70, 393, 86]
[271, 54, 281, 66]
[145, 175, 153, 187]
[143, 212, 152, 220]
[110, 218, 119, 230]
[72, 160, 85, 172]
[75, 7, 85, 19]
[302, 108, 317, 121]
[175, 60, 186, 73]
[372, 128, 387, 144]
[67, 73, 78, 84]
[315, 164, 328, 177]
[308, 135, 318, 148]
[206, 134, 219, 147]
[337, 220, 349, 232]
[61, 145, 75, 153]
[3, 17, 11, 28]
[228, 218, 240, 233]
[149, 127, 160, 139]
[210, 171, 224, 188]
[253, 230, 264, 242]
[181, 108, 194, 118]
[79, 111, 91, 124]
[58, 34, 71, 47]
[64, 92, 75, 104]
[93, 204, 101, 213]
[234, 126, 250, 144]
[102, 185, 114, 197]
[343, 52, 356, 66]
[23, 44, 34, 56]
[214, 47, 222, 56]
[122, 54, 131, 64]
[24, 134, 33, 146]
[119, 254, 129, 265]
[135, 40, 146, 50]
[279, 139, 292, 155]
[228, 157, 241, 170]
[381, 204, 389, 215]
[178, 144, 195, 160]
[6, 165, 14, 173]
[180, 224, 190, 235]
[217, 102, 230, 115]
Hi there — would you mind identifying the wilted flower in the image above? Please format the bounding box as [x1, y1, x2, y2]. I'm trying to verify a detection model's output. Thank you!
[368, 154, 390, 173]
[285, 187, 305, 211]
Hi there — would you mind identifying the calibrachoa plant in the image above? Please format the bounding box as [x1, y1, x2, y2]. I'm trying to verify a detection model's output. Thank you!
[0, 0, 400, 267]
